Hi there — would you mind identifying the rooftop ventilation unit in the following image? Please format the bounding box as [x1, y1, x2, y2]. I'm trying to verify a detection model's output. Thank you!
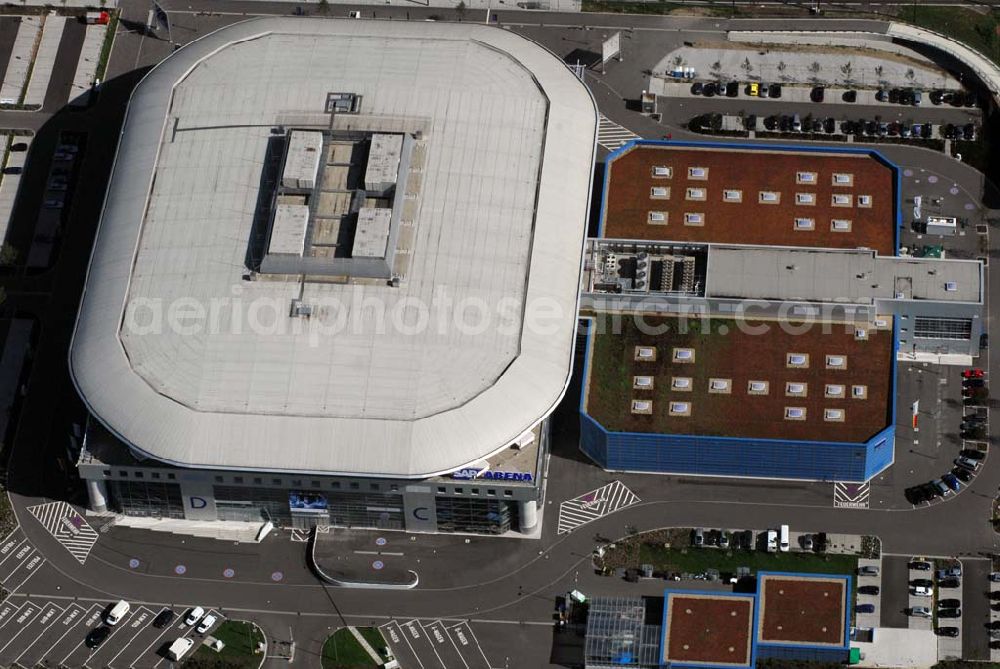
[748, 380, 768, 394]
[672, 377, 692, 390]
[945, 281, 958, 292]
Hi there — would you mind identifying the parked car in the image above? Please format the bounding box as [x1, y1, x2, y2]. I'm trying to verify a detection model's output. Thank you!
[952, 467, 974, 483]
[940, 577, 961, 589]
[960, 421, 984, 432]
[875, 89, 888, 102]
[800, 534, 814, 551]
[759, 83, 770, 97]
[823, 117, 836, 133]
[960, 448, 986, 460]
[909, 560, 932, 571]
[955, 456, 981, 471]
[938, 626, 960, 637]
[746, 82, 758, 96]
[942, 474, 961, 492]
[719, 531, 730, 549]
[939, 598, 961, 608]
[856, 603, 875, 613]
[842, 90, 857, 103]
[196, 614, 218, 634]
[85, 626, 111, 649]
[910, 606, 932, 618]
[792, 114, 802, 132]
[810, 86, 825, 102]
[703, 82, 717, 97]
[184, 607, 205, 626]
[768, 83, 781, 98]
[912, 586, 933, 597]
[937, 566, 962, 579]
[705, 530, 719, 547]
[905, 487, 930, 504]
[911, 578, 933, 588]
[981, 333, 989, 350]
[744, 115, 757, 131]
[889, 88, 901, 104]
[938, 608, 962, 618]
[725, 82, 739, 97]
[858, 585, 880, 595]
[691, 82, 704, 95]
[692, 528, 704, 547]
[963, 123, 977, 141]
[990, 573, 1000, 583]
[153, 609, 175, 629]
[858, 565, 879, 576]
[962, 378, 985, 387]
[962, 368, 985, 378]
[932, 479, 951, 496]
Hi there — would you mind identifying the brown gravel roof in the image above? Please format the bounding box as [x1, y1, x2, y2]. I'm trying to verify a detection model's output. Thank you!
[602, 144, 895, 255]
[664, 593, 755, 666]
[758, 575, 848, 646]
[584, 315, 893, 443]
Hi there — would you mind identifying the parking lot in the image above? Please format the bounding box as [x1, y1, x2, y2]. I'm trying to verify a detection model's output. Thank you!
[0, 595, 224, 668]
[380, 619, 494, 669]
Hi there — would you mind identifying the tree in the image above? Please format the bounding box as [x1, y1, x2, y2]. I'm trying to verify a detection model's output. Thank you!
[317, 0, 330, 14]
[741, 56, 753, 75]
[777, 60, 787, 81]
[456, 0, 467, 18]
[710, 60, 722, 77]
[672, 54, 685, 69]
[0, 244, 18, 266]
[808, 60, 821, 83]
[874, 64, 884, 80]
[905, 67, 916, 81]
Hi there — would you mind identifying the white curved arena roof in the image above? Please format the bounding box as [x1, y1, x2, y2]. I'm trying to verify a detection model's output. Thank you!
[70, 18, 597, 477]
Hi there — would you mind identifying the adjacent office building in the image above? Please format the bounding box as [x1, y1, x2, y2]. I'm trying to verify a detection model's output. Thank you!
[580, 141, 984, 481]
[70, 18, 597, 534]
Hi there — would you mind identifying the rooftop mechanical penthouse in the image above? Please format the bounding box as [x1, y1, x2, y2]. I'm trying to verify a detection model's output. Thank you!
[69, 18, 597, 535]
[579, 141, 984, 482]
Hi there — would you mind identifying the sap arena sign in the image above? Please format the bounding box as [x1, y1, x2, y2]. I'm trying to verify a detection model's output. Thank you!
[451, 468, 533, 482]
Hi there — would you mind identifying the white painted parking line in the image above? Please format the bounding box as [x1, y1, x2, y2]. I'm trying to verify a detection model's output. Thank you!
[446, 621, 492, 669]
[403, 619, 445, 669]
[0, 599, 22, 627]
[125, 609, 178, 669]
[379, 620, 423, 669]
[103, 606, 155, 666]
[58, 605, 103, 666]
[14, 602, 83, 667]
[0, 601, 44, 654]
[422, 620, 467, 669]
[4, 552, 44, 595]
[0, 539, 30, 571]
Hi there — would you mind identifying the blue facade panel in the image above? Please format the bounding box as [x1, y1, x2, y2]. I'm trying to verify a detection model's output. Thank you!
[582, 420, 881, 482]
[756, 644, 850, 663]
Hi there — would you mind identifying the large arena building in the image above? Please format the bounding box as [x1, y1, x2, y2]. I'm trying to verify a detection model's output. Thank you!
[69, 18, 597, 535]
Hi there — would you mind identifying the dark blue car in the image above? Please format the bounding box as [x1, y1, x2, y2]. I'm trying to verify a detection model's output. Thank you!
[942, 473, 961, 492]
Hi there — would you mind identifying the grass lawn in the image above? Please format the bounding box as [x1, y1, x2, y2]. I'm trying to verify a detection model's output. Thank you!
[636, 544, 858, 578]
[321, 627, 387, 669]
[904, 6, 1000, 66]
[187, 620, 264, 669]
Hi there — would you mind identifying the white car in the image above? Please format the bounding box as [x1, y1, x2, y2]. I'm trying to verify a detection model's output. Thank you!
[911, 606, 932, 618]
[912, 586, 933, 597]
[167, 637, 194, 661]
[184, 606, 205, 626]
[197, 614, 217, 634]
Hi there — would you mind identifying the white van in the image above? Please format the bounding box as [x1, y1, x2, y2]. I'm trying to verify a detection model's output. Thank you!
[167, 637, 194, 661]
[766, 530, 778, 553]
[105, 600, 130, 626]
[779, 525, 790, 552]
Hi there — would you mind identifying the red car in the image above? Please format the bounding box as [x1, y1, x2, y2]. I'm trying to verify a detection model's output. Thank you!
[963, 368, 985, 379]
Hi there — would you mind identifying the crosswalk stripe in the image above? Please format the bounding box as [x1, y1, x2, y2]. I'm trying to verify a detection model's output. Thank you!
[557, 481, 640, 534]
[597, 114, 640, 151]
[25, 502, 99, 565]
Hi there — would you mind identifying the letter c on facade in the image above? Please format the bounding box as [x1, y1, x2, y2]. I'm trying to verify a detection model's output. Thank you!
[412, 507, 429, 521]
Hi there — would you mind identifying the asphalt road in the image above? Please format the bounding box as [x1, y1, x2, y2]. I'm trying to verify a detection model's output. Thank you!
[0, 5, 996, 667]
